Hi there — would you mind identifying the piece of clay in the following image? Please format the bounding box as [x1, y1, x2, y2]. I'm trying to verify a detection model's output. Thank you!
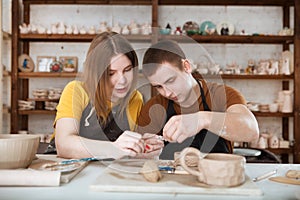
[286, 170, 300, 179]
[140, 160, 162, 182]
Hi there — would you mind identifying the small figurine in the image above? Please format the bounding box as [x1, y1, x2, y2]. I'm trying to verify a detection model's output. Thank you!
[141, 23, 151, 35]
[174, 26, 182, 35]
[281, 57, 290, 75]
[268, 60, 279, 75]
[19, 23, 29, 34]
[98, 22, 108, 33]
[129, 21, 139, 34]
[121, 25, 130, 35]
[57, 22, 65, 34]
[220, 23, 229, 35]
[37, 25, 46, 34]
[79, 26, 87, 34]
[51, 23, 58, 34]
[245, 59, 256, 74]
[88, 26, 96, 34]
[111, 23, 121, 34]
[268, 134, 279, 148]
[166, 23, 171, 33]
[65, 25, 73, 34]
[28, 24, 37, 33]
[73, 25, 79, 34]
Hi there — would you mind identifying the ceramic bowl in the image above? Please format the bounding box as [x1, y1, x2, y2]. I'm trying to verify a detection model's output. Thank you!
[159, 28, 171, 35]
[0, 134, 40, 169]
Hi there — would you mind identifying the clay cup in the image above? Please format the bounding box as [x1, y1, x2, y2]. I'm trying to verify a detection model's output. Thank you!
[180, 147, 246, 187]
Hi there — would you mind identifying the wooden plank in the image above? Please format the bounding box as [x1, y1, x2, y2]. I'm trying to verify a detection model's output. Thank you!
[253, 112, 293, 117]
[19, 34, 152, 43]
[20, 34, 294, 44]
[294, 0, 300, 164]
[192, 73, 294, 80]
[158, 0, 294, 6]
[18, 72, 79, 78]
[18, 110, 56, 115]
[11, 0, 20, 134]
[23, 0, 152, 5]
[90, 159, 263, 195]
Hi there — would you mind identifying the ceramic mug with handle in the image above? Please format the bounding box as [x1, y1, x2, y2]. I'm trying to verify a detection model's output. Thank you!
[180, 147, 246, 187]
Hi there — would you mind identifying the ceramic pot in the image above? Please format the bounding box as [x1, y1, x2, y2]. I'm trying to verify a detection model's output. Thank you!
[180, 147, 245, 187]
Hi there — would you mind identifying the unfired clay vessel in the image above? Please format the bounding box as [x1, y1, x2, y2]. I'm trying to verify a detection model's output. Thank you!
[180, 147, 246, 187]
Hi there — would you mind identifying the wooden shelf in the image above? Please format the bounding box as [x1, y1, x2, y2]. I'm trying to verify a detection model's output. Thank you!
[20, 34, 294, 44]
[18, 72, 79, 78]
[18, 110, 56, 115]
[27, 98, 59, 102]
[266, 148, 293, 154]
[23, 0, 152, 5]
[192, 73, 294, 80]
[19, 34, 152, 43]
[252, 112, 293, 117]
[161, 35, 294, 44]
[158, 0, 294, 6]
[22, 0, 294, 6]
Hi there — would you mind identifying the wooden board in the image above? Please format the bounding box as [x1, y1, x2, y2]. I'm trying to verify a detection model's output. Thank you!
[31, 155, 89, 183]
[90, 159, 263, 196]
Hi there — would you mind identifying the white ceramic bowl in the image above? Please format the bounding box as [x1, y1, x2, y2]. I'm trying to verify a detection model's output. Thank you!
[0, 134, 40, 169]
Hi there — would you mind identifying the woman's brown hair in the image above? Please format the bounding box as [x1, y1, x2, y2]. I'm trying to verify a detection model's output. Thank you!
[82, 32, 138, 124]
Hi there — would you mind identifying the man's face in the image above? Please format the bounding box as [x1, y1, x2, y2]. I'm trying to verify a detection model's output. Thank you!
[147, 61, 194, 106]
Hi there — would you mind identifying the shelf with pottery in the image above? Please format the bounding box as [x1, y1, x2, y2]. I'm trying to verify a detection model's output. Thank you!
[157, 0, 294, 6]
[18, 72, 79, 78]
[19, 33, 152, 43]
[22, 0, 153, 5]
[20, 34, 294, 44]
[18, 110, 56, 115]
[266, 147, 294, 154]
[252, 112, 293, 117]
[18, 72, 145, 78]
[160, 35, 294, 44]
[22, 0, 294, 6]
[192, 73, 294, 80]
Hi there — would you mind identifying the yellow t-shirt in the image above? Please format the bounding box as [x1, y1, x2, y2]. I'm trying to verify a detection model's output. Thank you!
[54, 80, 143, 132]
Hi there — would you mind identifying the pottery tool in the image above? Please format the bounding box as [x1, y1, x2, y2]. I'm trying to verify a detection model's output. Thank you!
[269, 169, 300, 185]
[60, 157, 99, 165]
[269, 176, 300, 185]
[252, 169, 277, 182]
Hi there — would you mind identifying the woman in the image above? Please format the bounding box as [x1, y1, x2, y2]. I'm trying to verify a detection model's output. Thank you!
[53, 32, 147, 159]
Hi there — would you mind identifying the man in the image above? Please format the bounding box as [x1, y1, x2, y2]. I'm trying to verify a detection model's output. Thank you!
[136, 40, 259, 159]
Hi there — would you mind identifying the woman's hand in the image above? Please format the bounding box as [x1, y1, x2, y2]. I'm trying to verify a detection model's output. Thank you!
[112, 131, 145, 159]
[135, 133, 164, 159]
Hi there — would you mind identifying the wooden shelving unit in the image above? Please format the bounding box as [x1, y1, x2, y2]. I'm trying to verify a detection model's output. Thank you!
[11, 0, 300, 163]
[18, 72, 79, 78]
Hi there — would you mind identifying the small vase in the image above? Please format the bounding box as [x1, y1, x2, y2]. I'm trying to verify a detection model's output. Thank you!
[282, 90, 293, 113]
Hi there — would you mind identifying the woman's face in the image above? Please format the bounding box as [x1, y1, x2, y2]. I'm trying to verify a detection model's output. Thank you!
[108, 54, 134, 102]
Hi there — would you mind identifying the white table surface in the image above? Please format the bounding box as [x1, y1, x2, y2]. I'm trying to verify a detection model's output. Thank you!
[0, 159, 299, 200]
